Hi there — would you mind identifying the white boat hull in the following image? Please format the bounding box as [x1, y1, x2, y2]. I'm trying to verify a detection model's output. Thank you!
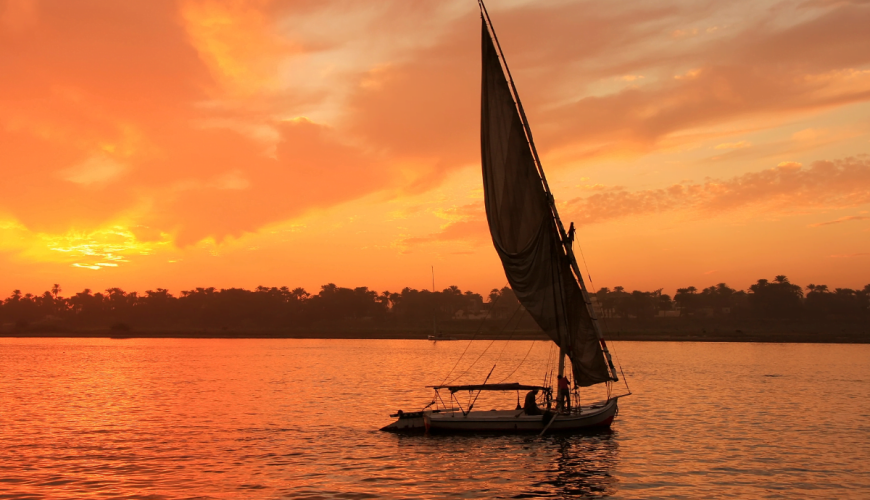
[381, 398, 618, 434]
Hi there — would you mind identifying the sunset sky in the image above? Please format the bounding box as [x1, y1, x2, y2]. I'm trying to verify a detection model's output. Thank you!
[1, 0, 869, 298]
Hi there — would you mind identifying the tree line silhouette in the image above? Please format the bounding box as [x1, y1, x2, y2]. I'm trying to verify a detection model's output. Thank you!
[0, 284, 493, 332]
[594, 276, 870, 320]
[1, 275, 868, 333]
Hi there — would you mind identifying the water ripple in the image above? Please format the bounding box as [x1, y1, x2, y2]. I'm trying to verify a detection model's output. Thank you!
[1, 339, 868, 498]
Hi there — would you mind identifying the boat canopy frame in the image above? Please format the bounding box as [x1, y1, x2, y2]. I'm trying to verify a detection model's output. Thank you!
[430, 383, 550, 394]
[429, 383, 554, 417]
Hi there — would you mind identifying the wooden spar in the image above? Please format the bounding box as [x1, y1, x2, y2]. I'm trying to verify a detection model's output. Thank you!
[539, 411, 558, 437]
[478, 0, 618, 381]
[465, 365, 497, 415]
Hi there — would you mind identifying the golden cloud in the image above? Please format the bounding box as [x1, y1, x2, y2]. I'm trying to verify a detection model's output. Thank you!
[714, 141, 752, 150]
[396, 203, 488, 251]
[809, 215, 870, 227]
[566, 157, 870, 226]
[1, 217, 172, 269]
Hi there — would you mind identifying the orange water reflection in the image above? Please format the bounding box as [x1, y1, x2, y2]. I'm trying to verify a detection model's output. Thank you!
[1, 339, 868, 498]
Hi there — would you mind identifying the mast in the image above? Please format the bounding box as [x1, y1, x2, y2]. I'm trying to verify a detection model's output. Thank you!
[479, 0, 617, 381]
[432, 266, 437, 335]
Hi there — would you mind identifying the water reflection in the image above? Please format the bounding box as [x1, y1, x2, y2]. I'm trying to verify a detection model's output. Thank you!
[2, 339, 869, 499]
[523, 431, 618, 498]
[389, 430, 619, 498]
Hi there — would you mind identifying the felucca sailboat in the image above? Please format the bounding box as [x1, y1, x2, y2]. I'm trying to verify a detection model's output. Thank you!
[382, 1, 628, 433]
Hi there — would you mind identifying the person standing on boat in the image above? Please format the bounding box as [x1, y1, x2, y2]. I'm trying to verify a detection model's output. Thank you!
[556, 375, 571, 413]
[523, 389, 541, 415]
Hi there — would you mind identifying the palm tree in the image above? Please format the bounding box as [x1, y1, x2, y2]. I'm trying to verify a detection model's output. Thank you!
[674, 287, 698, 316]
[379, 290, 393, 309]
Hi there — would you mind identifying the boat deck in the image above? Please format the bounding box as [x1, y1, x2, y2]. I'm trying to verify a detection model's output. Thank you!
[382, 399, 618, 433]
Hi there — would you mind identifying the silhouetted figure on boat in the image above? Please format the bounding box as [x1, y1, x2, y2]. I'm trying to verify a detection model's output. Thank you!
[557, 375, 571, 413]
[567, 222, 576, 245]
[523, 389, 541, 415]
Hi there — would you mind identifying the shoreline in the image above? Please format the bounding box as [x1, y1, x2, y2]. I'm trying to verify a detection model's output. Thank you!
[2, 330, 869, 343]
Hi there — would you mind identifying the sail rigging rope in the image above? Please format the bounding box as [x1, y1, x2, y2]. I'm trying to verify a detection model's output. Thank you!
[573, 240, 632, 395]
[492, 305, 541, 383]
[446, 301, 524, 385]
[496, 339, 537, 384]
[464, 365, 497, 415]
[542, 342, 556, 388]
[491, 302, 529, 366]
[439, 282, 509, 386]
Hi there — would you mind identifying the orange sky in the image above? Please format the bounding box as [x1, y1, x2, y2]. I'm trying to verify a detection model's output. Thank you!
[1, 0, 869, 298]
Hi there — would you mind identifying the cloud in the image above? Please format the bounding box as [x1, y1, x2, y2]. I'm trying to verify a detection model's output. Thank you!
[0, 0, 492, 251]
[537, 2, 870, 158]
[2, 0, 870, 264]
[388, 205, 425, 220]
[396, 220, 489, 252]
[1, 0, 38, 34]
[792, 128, 825, 141]
[397, 157, 870, 248]
[777, 161, 803, 170]
[714, 141, 752, 150]
[59, 154, 128, 186]
[395, 203, 488, 252]
[810, 215, 870, 227]
[1, 221, 172, 270]
[208, 170, 251, 190]
[149, 117, 392, 246]
[179, 0, 299, 97]
[0, 1, 471, 248]
[565, 157, 870, 226]
[671, 28, 700, 39]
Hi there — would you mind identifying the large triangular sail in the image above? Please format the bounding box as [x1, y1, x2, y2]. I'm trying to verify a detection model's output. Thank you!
[479, 13, 615, 387]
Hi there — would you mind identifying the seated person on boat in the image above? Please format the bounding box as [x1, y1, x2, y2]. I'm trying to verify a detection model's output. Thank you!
[523, 389, 541, 415]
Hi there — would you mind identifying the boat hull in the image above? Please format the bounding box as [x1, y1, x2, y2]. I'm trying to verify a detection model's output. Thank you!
[381, 398, 618, 434]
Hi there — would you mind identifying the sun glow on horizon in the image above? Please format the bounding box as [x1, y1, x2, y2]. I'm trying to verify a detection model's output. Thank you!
[1, 220, 172, 271]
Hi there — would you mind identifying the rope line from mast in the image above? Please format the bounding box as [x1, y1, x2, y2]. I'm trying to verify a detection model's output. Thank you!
[542, 342, 556, 389]
[439, 282, 508, 386]
[497, 339, 537, 384]
[492, 304, 542, 384]
[446, 301, 523, 385]
[573, 239, 631, 395]
[491, 300, 531, 368]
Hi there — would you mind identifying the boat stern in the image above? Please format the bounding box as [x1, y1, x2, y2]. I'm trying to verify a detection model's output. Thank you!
[380, 410, 429, 433]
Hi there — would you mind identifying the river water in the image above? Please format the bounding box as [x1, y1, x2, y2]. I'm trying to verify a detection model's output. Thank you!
[1, 339, 868, 499]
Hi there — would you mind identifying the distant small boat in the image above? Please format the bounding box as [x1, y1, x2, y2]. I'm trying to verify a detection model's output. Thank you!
[382, 1, 628, 434]
[428, 334, 458, 341]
